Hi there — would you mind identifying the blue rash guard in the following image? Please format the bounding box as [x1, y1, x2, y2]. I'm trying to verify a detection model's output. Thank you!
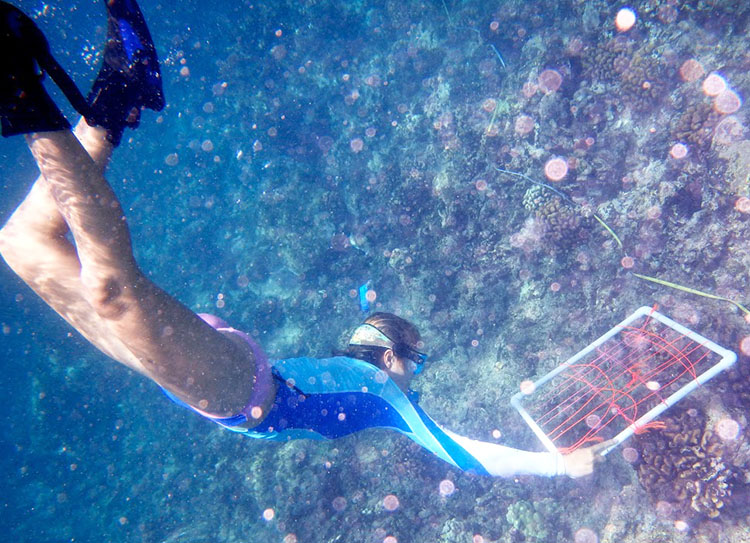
[166, 356, 566, 477]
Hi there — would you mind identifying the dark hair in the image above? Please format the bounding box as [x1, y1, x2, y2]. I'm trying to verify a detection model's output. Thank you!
[343, 312, 422, 366]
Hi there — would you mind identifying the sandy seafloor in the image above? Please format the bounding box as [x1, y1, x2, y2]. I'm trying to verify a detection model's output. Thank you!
[1, 0, 750, 542]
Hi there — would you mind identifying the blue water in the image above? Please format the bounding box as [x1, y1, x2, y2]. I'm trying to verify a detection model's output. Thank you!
[2, 1, 750, 542]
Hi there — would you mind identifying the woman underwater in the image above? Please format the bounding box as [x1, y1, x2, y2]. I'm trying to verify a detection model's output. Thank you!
[0, 0, 610, 479]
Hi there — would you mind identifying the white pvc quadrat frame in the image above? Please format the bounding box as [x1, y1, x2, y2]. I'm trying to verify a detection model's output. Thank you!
[510, 306, 737, 457]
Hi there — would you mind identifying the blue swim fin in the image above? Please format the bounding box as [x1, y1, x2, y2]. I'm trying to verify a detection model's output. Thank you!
[87, 0, 165, 144]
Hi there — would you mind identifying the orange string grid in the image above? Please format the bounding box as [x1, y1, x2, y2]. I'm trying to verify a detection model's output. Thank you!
[511, 307, 737, 455]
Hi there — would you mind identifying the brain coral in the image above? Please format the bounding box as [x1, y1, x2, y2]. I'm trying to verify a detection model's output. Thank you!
[634, 407, 741, 519]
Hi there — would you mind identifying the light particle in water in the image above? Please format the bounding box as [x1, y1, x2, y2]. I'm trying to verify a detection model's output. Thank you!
[679, 59, 705, 82]
[538, 69, 563, 93]
[574, 527, 598, 543]
[585, 414, 600, 428]
[714, 88, 741, 114]
[615, 8, 636, 32]
[702, 73, 727, 97]
[262, 508, 275, 521]
[332, 496, 347, 512]
[669, 143, 688, 159]
[383, 494, 400, 511]
[622, 447, 639, 463]
[439, 479, 455, 497]
[544, 157, 568, 181]
[164, 153, 179, 166]
[520, 380, 535, 395]
[716, 418, 741, 441]
[350, 138, 364, 153]
[514, 115, 535, 136]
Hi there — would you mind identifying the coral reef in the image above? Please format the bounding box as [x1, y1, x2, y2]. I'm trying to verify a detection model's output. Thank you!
[670, 102, 723, 151]
[522, 185, 585, 244]
[634, 407, 743, 520]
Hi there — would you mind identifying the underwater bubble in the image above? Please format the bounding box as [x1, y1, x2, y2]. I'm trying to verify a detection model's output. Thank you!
[365, 290, 377, 303]
[383, 494, 400, 511]
[164, 153, 179, 166]
[179, 66, 190, 77]
[702, 73, 727, 97]
[332, 496, 347, 512]
[283, 534, 297, 543]
[716, 418, 741, 441]
[574, 527, 598, 543]
[202, 101, 215, 113]
[439, 479, 455, 497]
[538, 70, 563, 93]
[492, 429, 502, 439]
[615, 8, 636, 32]
[262, 508, 275, 521]
[544, 157, 568, 181]
[620, 256, 635, 269]
[201, 139, 214, 152]
[714, 88, 741, 114]
[475, 179, 488, 191]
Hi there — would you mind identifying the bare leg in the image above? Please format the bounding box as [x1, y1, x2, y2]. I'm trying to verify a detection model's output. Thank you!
[0, 122, 257, 417]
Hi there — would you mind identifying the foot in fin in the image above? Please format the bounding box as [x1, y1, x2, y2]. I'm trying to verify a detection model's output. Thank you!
[0, 2, 70, 136]
[87, 0, 165, 145]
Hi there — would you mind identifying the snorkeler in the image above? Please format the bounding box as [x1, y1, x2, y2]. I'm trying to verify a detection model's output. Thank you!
[0, 0, 610, 479]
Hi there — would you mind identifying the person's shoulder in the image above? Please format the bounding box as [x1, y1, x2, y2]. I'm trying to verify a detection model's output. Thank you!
[272, 356, 386, 394]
